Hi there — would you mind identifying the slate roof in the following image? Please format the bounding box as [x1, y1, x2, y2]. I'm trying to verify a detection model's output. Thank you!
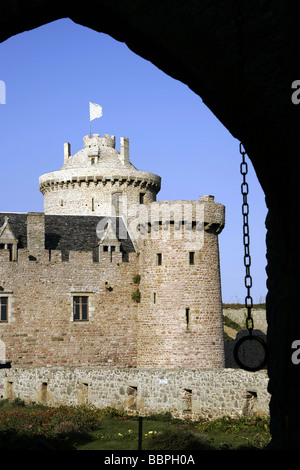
[0, 213, 135, 254]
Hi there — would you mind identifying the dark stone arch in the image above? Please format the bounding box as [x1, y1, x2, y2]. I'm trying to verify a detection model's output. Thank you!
[1, 0, 300, 448]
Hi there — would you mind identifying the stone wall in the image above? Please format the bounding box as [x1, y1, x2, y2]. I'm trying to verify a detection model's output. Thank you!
[223, 307, 267, 335]
[0, 248, 139, 368]
[135, 197, 225, 368]
[0, 196, 226, 370]
[138, 224, 224, 368]
[40, 174, 160, 217]
[0, 366, 270, 420]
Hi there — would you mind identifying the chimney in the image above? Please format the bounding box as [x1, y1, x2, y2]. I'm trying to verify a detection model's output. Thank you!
[120, 137, 130, 165]
[64, 142, 71, 163]
[27, 213, 45, 260]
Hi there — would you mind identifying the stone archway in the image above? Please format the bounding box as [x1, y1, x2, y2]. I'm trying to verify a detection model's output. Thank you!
[1, 0, 300, 449]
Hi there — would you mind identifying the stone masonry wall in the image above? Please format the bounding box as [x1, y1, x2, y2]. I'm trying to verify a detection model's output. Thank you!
[136, 198, 225, 368]
[0, 366, 270, 420]
[138, 226, 224, 368]
[0, 248, 140, 367]
[223, 307, 267, 334]
[41, 177, 159, 217]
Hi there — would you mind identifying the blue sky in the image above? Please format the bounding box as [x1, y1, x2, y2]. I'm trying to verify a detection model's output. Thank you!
[0, 18, 267, 304]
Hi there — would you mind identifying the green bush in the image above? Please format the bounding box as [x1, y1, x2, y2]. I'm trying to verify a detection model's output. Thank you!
[0, 404, 105, 436]
[144, 412, 174, 422]
[196, 415, 270, 434]
[132, 288, 141, 303]
[12, 397, 25, 407]
[145, 428, 212, 450]
[53, 421, 80, 435]
[133, 274, 141, 285]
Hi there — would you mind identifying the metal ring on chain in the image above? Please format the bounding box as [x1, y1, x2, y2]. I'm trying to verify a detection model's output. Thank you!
[233, 335, 267, 372]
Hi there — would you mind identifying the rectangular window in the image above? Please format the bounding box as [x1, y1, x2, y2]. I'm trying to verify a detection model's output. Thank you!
[92, 198, 95, 212]
[156, 253, 162, 266]
[139, 192, 145, 204]
[0, 297, 8, 322]
[73, 296, 89, 321]
[153, 292, 156, 304]
[62, 250, 69, 262]
[110, 245, 115, 262]
[189, 252, 195, 265]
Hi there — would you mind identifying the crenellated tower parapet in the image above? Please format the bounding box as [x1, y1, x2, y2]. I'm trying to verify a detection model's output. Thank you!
[83, 133, 116, 151]
[129, 196, 224, 247]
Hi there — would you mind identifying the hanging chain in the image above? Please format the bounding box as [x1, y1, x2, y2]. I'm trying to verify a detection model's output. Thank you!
[240, 142, 254, 335]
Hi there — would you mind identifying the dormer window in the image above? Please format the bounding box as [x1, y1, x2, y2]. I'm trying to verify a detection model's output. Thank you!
[0, 217, 18, 261]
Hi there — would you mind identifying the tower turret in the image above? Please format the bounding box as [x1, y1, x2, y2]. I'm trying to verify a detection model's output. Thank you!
[136, 196, 225, 368]
[39, 133, 161, 217]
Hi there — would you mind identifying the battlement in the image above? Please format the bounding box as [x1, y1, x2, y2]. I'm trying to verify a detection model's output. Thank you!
[83, 133, 116, 149]
[134, 197, 225, 234]
[62, 134, 131, 166]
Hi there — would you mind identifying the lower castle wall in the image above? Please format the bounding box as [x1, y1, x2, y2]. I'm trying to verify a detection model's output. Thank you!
[0, 367, 270, 420]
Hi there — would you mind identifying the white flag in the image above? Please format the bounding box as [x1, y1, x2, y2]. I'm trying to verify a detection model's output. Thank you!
[89, 102, 103, 121]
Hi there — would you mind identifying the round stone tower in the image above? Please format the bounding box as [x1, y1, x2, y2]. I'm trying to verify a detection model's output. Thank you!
[39, 133, 161, 216]
[136, 196, 225, 368]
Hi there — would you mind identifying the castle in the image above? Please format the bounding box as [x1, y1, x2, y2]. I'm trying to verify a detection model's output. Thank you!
[0, 131, 269, 418]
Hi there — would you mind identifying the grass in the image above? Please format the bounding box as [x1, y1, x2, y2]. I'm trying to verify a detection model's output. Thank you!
[0, 400, 271, 450]
[223, 303, 266, 310]
[223, 315, 241, 331]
